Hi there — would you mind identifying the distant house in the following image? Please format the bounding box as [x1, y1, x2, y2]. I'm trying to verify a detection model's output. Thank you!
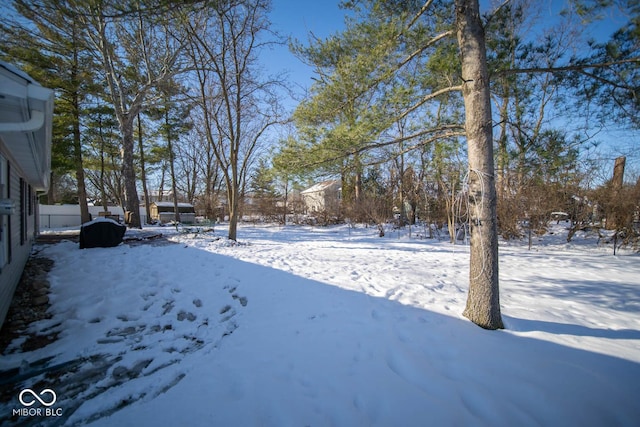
[0, 61, 54, 329]
[301, 180, 341, 215]
[149, 201, 196, 224]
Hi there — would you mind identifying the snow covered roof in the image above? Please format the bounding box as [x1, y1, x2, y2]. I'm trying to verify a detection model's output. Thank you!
[301, 180, 340, 194]
[81, 217, 125, 228]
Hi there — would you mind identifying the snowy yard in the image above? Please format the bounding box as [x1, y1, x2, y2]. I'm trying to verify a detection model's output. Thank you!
[1, 223, 639, 426]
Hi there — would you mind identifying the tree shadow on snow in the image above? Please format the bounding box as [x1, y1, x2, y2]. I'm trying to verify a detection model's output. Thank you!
[111, 245, 640, 427]
[519, 276, 640, 314]
[503, 315, 640, 339]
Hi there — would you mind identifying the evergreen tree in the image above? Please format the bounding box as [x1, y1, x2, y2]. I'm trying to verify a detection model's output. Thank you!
[249, 157, 278, 219]
[0, 0, 99, 221]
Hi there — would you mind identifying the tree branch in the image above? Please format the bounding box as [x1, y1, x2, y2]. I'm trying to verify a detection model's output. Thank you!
[493, 57, 640, 77]
[398, 84, 463, 122]
[293, 125, 465, 170]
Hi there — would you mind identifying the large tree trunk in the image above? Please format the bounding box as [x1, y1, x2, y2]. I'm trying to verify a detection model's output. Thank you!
[608, 156, 626, 230]
[169, 142, 179, 224]
[456, 0, 504, 330]
[71, 55, 90, 224]
[227, 182, 239, 241]
[204, 152, 216, 220]
[121, 118, 142, 228]
[612, 156, 626, 192]
[138, 114, 151, 224]
[166, 108, 180, 224]
[74, 115, 90, 223]
[100, 131, 108, 212]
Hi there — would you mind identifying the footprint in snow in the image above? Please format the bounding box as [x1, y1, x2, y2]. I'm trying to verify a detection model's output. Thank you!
[219, 305, 236, 323]
[162, 300, 175, 315]
[224, 283, 248, 307]
[232, 294, 248, 307]
[177, 310, 197, 322]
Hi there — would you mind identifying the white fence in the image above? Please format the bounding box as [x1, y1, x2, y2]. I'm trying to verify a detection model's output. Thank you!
[39, 205, 147, 230]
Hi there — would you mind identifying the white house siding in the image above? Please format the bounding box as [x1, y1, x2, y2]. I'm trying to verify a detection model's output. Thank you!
[0, 61, 53, 329]
[302, 191, 325, 213]
[301, 180, 341, 214]
[0, 153, 38, 329]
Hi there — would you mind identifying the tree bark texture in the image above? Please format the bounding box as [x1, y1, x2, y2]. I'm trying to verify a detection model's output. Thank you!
[121, 117, 142, 228]
[608, 155, 626, 230]
[456, 0, 504, 329]
[73, 110, 90, 224]
[612, 156, 626, 192]
[227, 182, 239, 241]
[138, 115, 152, 224]
[71, 45, 90, 224]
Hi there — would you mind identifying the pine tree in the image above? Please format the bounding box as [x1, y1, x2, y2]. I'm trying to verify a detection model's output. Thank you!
[456, 0, 503, 329]
[0, 0, 98, 221]
[250, 157, 278, 219]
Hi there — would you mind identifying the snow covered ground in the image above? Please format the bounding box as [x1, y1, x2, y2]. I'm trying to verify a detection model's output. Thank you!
[1, 222, 639, 426]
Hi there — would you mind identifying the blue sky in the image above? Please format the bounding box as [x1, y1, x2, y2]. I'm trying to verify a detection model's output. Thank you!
[266, 0, 347, 103]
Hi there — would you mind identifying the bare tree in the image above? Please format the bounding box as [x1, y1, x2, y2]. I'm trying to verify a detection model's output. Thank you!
[182, 0, 283, 240]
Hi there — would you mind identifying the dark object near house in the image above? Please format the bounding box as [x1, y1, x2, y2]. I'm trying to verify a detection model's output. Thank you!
[79, 218, 126, 249]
